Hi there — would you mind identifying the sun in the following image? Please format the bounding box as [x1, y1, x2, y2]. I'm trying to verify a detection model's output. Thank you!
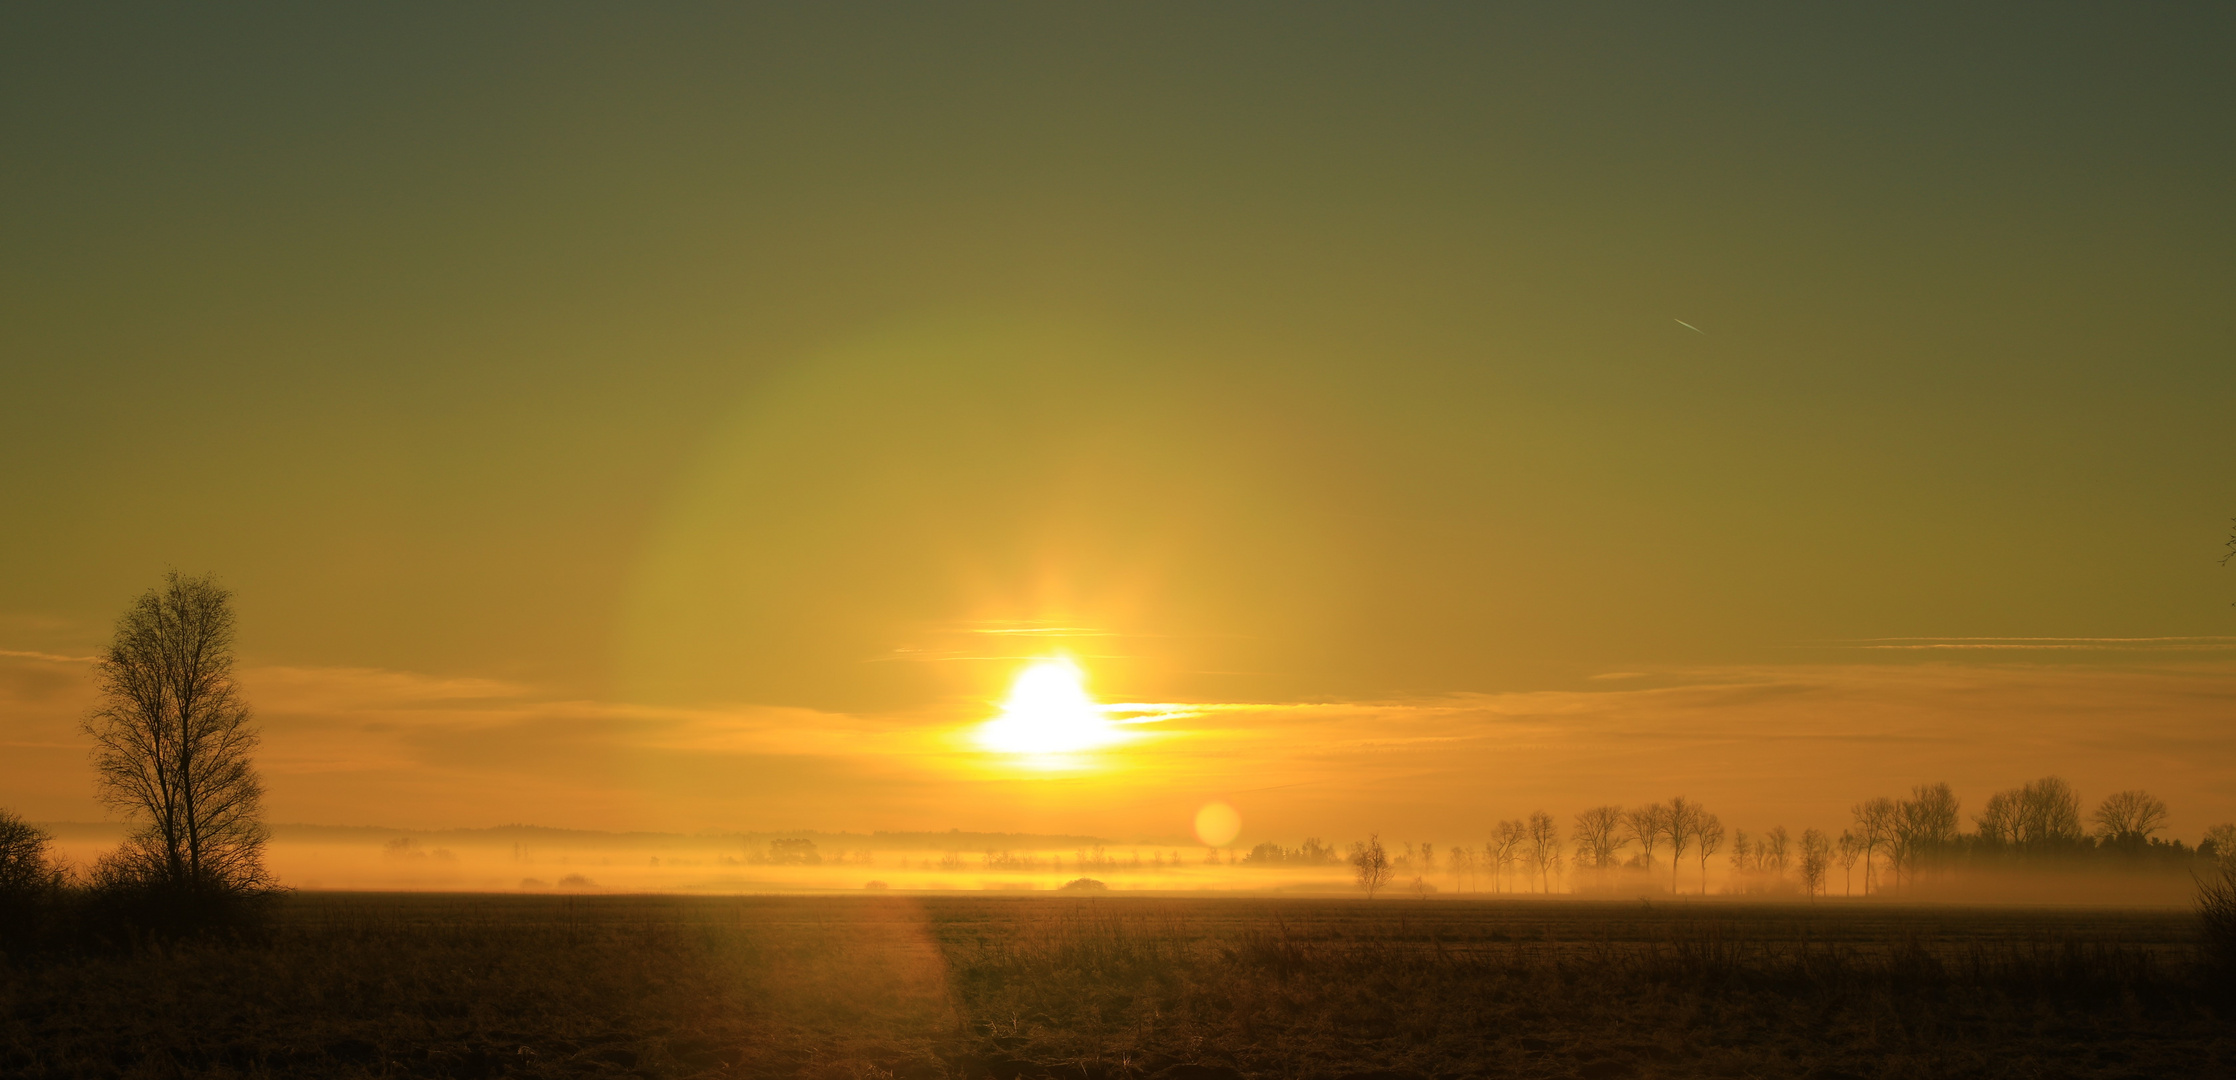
[975, 658, 1129, 757]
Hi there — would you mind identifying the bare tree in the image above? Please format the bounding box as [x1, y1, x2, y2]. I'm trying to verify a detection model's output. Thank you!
[1852, 798, 1895, 895]
[2200, 822, 2236, 867]
[0, 809, 64, 897]
[1761, 825, 1790, 883]
[1728, 829, 1753, 889]
[1571, 806, 1627, 888]
[1663, 797, 1696, 894]
[1351, 835, 1392, 898]
[1894, 782, 1960, 887]
[2222, 517, 2236, 605]
[1525, 810, 1561, 893]
[2015, 777, 2084, 848]
[1798, 829, 1831, 899]
[1626, 803, 1667, 876]
[1835, 829, 1862, 896]
[1693, 811, 1724, 895]
[0, 808, 65, 956]
[1450, 845, 1473, 894]
[2091, 790, 2170, 844]
[1491, 819, 1526, 893]
[1913, 781, 1960, 843]
[82, 572, 270, 894]
[2206, 823, 2236, 866]
[1974, 789, 2020, 846]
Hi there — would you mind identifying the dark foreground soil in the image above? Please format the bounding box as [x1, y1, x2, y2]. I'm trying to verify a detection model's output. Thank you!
[2, 893, 2230, 1079]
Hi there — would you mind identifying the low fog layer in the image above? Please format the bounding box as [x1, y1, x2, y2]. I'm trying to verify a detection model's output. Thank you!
[26, 822, 2218, 907]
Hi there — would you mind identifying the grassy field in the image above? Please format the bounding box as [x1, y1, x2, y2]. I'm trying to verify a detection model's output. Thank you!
[2, 893, 2229, 1079]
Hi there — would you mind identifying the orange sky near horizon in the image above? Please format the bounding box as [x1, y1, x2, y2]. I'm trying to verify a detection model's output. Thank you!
[5, 647, 2232, 849]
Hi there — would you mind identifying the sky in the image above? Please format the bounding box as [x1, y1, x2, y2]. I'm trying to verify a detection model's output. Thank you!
[3, 4, 2233, 850]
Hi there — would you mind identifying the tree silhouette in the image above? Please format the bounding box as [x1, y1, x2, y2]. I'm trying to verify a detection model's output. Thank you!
[1693, 811, 1724, 895]
[1761, 826, 1790, 878]
[1350, 835, 1392, 898]
[1490, 819, 1526, 893]
[1974, 789, 2020, 846]
[2224, 516, 2236, 592]
[1625, 803, 1668, 876]
[1852, 798, 1895, 895]
[1892, 782, 1959, 887]
[1835, 829, 1862, 896]
[2205, 824, 2236, 866]
[1663, 797, 1696, 893]
[0, 809, 61, 897]
[82, 572, 270, 895]
[1799, 829, 1831, 898]
[2091, 790, 2170, 844]
[2015, 777, 2085, 848]
[1525, 811, 1561, 893]
[1571, 805, 1627, 888]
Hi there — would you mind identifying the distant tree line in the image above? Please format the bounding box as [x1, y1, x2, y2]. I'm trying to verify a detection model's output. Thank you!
[1318, 778, 2231, 899]
[1241, 838, 1339, 866]
[1835, 779, 2212, 894]
[744, 838, 876, 866]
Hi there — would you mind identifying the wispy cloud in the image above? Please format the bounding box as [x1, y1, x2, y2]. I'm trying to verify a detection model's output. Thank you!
[1834, 636, 2236, 652]
[872, 623, 1232, 664]
[0, 648, 96, 664]
[970, 627, 1121, 637]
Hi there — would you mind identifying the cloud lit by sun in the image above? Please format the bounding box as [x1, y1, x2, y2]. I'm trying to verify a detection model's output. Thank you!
[974, 658, 1132, 760]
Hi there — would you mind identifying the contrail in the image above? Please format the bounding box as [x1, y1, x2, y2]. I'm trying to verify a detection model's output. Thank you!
[1674, 319, 1705, 334]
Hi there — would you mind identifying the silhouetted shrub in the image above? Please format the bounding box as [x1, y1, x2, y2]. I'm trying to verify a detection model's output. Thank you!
[0, 809, 62, 894]
[762, 837, 822, 865]
[0, 809, 69, 959]
[69, 876, 279, 951]
[2198, 860, 2236, 974]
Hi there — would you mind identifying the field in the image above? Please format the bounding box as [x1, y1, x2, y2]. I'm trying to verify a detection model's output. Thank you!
[2, 893, 2229, 1080]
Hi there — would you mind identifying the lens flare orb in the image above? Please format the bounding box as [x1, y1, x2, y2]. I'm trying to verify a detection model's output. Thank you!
[1194, 802, 1242, 847]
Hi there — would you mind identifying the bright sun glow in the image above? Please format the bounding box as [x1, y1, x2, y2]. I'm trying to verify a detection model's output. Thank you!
[975, 658, 1128, 757]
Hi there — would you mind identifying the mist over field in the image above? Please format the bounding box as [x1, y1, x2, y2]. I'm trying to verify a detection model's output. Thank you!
[21, 820, 2217, 909]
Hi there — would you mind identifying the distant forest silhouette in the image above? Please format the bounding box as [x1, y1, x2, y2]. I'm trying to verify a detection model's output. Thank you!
[1312, 780, 2228, 900]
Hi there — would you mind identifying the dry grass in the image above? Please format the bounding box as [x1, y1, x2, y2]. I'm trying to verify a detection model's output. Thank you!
[2, 893, 2230, 1079]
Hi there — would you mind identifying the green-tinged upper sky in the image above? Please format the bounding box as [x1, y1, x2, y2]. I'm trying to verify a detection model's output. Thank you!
[4, 3, 2232, 724]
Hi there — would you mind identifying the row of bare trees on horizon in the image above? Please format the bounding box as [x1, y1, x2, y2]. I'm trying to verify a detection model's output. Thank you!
[1340, 783, 2233, 899]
